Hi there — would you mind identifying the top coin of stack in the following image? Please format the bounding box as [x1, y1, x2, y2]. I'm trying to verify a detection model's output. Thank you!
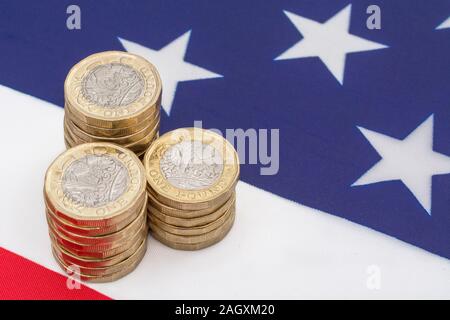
[44, 142, 148, 282]
[64, 51, 162, 157]
[143, 128, 240, 250]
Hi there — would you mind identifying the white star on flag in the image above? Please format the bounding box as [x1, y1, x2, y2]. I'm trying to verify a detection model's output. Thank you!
[275, 4, 388, 84]
[352, 115, 450, 215]
[436, 16, 450, 30]
[119, 31, 223, 116]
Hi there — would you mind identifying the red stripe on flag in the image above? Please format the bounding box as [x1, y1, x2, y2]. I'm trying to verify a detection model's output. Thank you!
[0, 247, 110, 300]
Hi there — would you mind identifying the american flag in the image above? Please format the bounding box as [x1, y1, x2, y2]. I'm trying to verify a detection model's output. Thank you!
[0, 0, 449, 299]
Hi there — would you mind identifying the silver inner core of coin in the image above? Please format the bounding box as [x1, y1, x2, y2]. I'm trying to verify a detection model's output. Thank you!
[62, 154, 129, 208]
[82, 63, 144, 108]
[160, 141, 224, 190]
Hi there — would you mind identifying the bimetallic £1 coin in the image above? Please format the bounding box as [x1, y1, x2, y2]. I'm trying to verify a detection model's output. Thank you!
[44, 142, 146, 227]
[64, 51, 161, 129]
[143, 128, 240, 211]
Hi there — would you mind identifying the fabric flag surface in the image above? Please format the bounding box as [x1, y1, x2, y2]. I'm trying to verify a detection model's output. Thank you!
[0, 0, 449, 299]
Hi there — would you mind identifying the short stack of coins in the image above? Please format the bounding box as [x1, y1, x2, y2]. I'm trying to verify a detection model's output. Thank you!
[64, 51, 162, 158]
[44, 142, 148, 282]
[143, 128, 240, 250]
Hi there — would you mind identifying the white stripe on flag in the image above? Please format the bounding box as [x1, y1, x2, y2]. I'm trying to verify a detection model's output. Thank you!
[0, 84, 448, 299]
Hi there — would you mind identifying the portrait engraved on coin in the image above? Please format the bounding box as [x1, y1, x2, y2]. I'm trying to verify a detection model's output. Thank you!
[82, 63, 144, 108]
[62, 154, 129, 207]
[160, 141, 224, 190]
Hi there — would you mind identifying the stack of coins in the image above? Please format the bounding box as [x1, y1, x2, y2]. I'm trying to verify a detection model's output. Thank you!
[64, 51, 162, 158]
[143, 128, 240, 250]
[44, 143, 148, 282]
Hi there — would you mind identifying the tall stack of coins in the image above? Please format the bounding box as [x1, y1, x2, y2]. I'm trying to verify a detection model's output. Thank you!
[143, 128, 240, 250]
[44, 143, 148, 282]
[64, 51, 162, 158]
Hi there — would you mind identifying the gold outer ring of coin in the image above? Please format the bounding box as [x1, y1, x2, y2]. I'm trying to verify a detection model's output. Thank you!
[151, 215, 235, 251]
[46, 198, 147, 245]
[143, 128, 240, 211]
[44, 142, 147, 227]
[45, 194, 145, 236]
[49, 224, 147, 259]
[64, 51, 162, 129]
[149, 202, 235, 236]
[52, 239, 147, 282]
[52, 237, 147, 277]
[52, 234, 144, 268]
[147, 194, 236, 228]
[64, 102, 160, 137]
[48, 213, 148, 252]
[147, 187, 236, 218]
[149, 207, 235, 245]
[64, 112, 159, 145]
